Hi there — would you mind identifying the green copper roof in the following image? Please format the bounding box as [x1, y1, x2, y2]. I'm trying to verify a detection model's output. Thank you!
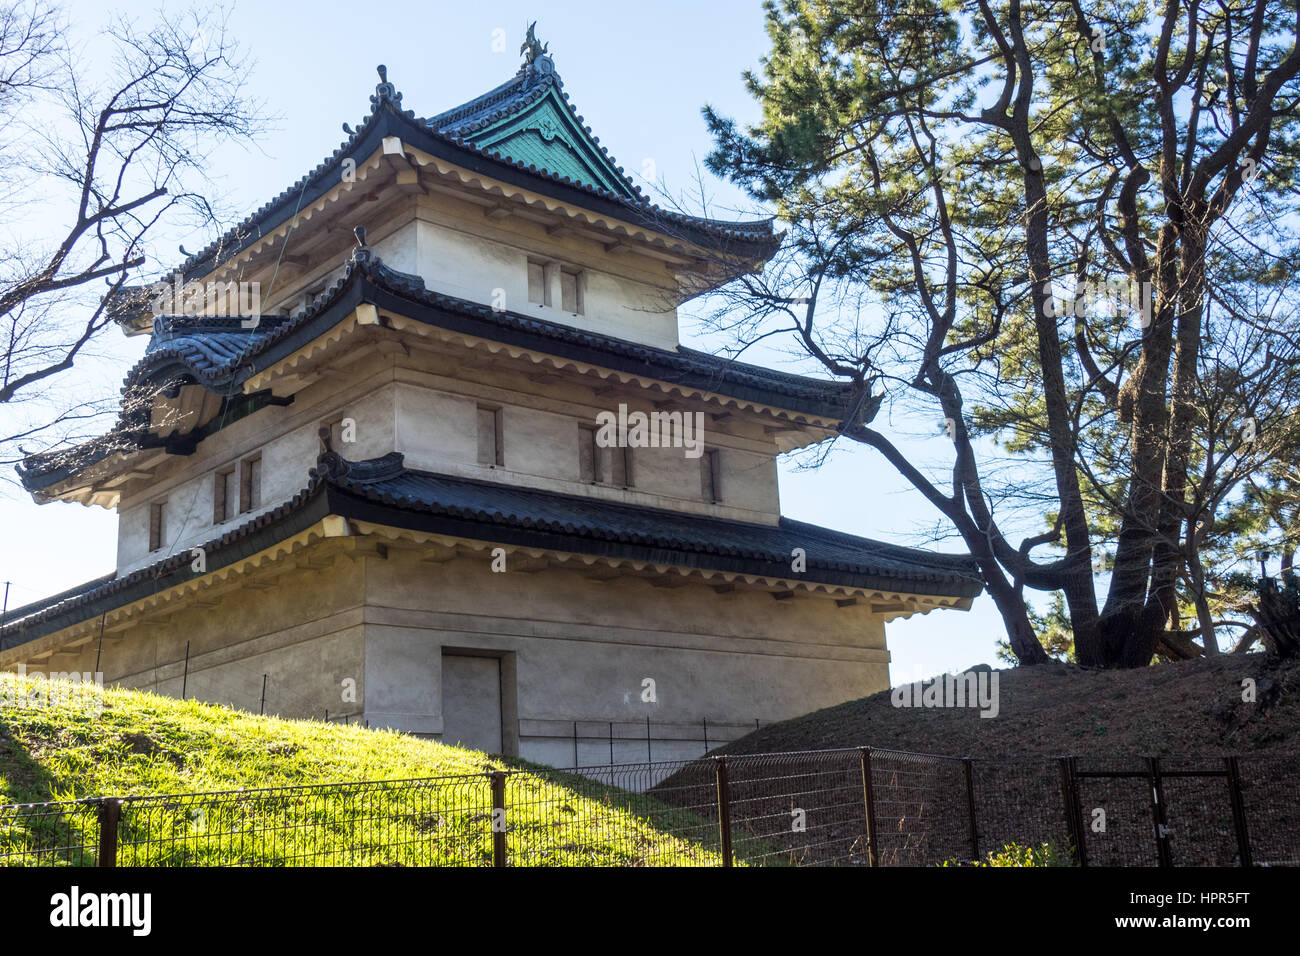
[461, 86, 634, 198]
[425, 53, 639, 200]
[164, 40, 781, 285]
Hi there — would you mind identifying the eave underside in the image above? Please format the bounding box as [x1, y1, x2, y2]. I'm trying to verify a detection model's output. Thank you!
[0, 474, 977, 657]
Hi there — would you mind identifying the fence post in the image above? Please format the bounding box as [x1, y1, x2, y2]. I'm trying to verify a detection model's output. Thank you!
[490, 771, 508, 867]
[1224, 756, 1252, 868]
[97, 798, 121, 867]
[714, 756, 733, 867]
[1147, 756, 1173, 867]
[1058, 756, 1087, 867]
[859, 746, 879, 867]
[962, 757, 979, 863]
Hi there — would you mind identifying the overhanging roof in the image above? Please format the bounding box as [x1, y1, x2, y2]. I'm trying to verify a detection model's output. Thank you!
[1, 453, 982, 650]
[20, 248, 856, 494]
[142, 55, 778, 291]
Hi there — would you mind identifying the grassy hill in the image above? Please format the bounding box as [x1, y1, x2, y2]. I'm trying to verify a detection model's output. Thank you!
[0, 673, 720, 866]
[717, 652, 1300, 759]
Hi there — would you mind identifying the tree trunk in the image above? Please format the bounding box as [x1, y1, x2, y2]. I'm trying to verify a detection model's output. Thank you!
[1099, 222, 1182, 666]
[985, 574, 1051, 666]
[1022, 158, 1101, 664]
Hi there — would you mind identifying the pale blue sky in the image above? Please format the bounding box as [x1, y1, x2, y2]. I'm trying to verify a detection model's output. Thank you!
[0, 0, 1017, 681]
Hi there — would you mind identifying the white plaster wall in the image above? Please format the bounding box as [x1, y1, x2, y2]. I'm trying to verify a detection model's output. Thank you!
[115, 386, 396, 572]
[408, 213, 680, 349]
[115, 365, 786, 575]
[392, 380, 782, 519]
[359, 554, 891, 765]
[499, 403, 580, 478]
[19, 561, 369, 724]
[393, 382, 477, 467]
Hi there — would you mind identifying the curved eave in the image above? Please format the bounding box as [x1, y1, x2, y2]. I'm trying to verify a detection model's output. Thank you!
[132, 260, 852, 419]
[20, 253, 851, 497]
[0, 481, 331, 647]
[322, 481, 984, 601]
[172, 102, 778, 285]
[0, 467, 979, 653]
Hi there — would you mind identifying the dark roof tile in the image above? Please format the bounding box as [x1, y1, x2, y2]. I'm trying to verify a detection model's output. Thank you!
[2, 455, 980, 649]
[162, 60, 776, 284]
[20, 249, 854, 489]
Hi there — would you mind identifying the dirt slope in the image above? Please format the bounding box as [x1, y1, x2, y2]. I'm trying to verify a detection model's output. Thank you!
[720, 652, 1299, 759]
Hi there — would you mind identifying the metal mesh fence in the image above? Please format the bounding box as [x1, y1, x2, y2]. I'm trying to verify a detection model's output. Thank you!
[115, 775, 494, 866]
[725, 750, 867, 866]
[0, 798, 101, 866]
[504, 761, 722, 866]
[1071, 757, 1162, 867]
[1, 746, 1295, 867]
[1159, 761, 1241, 867]
[1240, 752, 1300, 867]
[971, 758, 1071, 858]
[868, 748, 972, 866]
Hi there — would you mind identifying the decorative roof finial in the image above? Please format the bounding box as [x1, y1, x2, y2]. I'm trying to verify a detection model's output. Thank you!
[350, 224, 375, 267]
[370, 63, 402, 110]
[520, 21, 550, 68]
[312, 425, 352, 482]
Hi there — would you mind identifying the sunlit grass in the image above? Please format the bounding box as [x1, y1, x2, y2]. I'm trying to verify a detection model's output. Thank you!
[0, 673, 721, 866]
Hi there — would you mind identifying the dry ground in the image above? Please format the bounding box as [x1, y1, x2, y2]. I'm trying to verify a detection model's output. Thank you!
[720, 652, 1299, 760]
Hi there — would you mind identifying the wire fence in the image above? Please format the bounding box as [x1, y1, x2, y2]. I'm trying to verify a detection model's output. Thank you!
[1, 746, 1296, 867]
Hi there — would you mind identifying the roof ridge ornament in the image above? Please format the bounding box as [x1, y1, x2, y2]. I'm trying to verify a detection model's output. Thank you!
[350, 224, 376, 268]
[370, 64, 403, 111]
[519, 21, 554, 83]
[312, 426, 350, 482]
[311, 439, 406, 485]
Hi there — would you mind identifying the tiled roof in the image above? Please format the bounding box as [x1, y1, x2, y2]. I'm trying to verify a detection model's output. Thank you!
[142, 315, 286, 378]
[427, 59, 637, 199]
[1, 454, 981, 650]
[160, 60, 778, 285]
[19, 249, 855, 491]
[136, 252, 847, 408]
[324, 455, 984, 597]
[0, 482, 328, 647]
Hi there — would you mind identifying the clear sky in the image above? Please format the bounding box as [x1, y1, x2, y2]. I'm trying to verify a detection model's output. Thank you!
[0, 0, 1012, 682]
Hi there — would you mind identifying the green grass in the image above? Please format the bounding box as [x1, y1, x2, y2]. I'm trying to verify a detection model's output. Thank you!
[941, 841, 1075, 867]
[0, 673, 722, 867]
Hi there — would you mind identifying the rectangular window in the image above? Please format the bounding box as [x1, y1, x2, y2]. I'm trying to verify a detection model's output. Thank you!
[560, 269, 583, 314]
[149, 500, 166, 552]
[702, 449, 721, 503]
[240, 455, 262, 514]
[477, 405, 503, 466]
[324, 416, 350, 450]
[607, 446, 632, 488]
[527, 261, 548, 306]
[579, 423, 600, 482]
[594, 445, 633, 488]
[213, 467, 236, 523]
